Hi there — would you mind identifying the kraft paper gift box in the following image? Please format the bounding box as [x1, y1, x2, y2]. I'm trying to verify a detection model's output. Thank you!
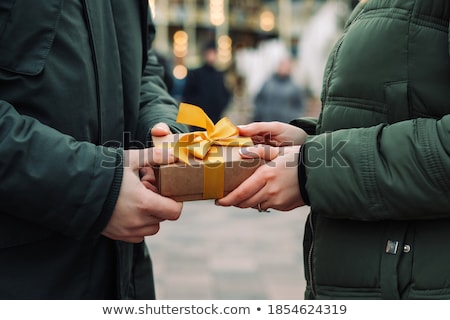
[152, 103, 264, 201]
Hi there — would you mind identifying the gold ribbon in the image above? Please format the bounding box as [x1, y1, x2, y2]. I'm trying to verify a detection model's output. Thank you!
[174, 103, 253, 199]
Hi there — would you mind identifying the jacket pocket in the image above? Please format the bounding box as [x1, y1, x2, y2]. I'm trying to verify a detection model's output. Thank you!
[0, 0, 63, 75]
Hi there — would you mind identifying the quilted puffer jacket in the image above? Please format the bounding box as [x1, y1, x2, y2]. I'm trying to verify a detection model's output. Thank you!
[295, 0, 450, 299]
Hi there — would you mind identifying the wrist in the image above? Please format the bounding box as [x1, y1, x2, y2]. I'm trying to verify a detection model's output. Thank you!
[297, 144, 311, 205]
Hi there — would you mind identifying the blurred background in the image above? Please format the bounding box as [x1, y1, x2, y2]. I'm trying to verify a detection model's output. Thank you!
[147, 203, 309, 299]
[149, 0, 358, 124]
[146, 0, 357, 300]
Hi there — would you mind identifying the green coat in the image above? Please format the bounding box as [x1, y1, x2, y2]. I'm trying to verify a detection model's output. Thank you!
[295, 0, 450, 299]
[0, 0, 186, 299]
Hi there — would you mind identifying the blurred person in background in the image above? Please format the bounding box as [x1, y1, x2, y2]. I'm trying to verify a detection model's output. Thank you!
[218, 0, 450, 299]
[295, 0, 352, 118]
[182, 40, 232, 125]
[0, 1, 187, 299]
[253, 56, 306, 123]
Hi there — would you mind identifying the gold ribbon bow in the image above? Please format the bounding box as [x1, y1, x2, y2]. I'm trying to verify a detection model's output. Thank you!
[174, 103, 253, 199]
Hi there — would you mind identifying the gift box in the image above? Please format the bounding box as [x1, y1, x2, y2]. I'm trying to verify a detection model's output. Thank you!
[152, 103, 264, 201]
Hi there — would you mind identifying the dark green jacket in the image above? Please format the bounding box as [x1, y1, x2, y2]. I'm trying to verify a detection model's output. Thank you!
[0, 0, 186, 299]
[294, 0, 450, 299]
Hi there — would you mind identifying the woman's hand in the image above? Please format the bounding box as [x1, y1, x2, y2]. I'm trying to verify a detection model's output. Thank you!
[238, 121, 308, 146]
[216, 145, 305, 212]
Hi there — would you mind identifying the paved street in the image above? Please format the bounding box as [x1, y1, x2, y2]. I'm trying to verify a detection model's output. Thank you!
[146, 201, 309, 300]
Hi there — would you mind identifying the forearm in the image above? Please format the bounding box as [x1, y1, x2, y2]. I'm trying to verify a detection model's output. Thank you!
[304, 115, 450, 220]
[0, 102, 122, 238]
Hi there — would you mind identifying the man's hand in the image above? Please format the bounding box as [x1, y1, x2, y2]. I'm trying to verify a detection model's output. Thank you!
[102, 147, 182, 243]
[150, 122, 171, 137]
[139, 122, 174, 192]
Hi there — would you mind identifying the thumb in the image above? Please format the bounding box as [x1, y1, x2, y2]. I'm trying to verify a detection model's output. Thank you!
[126, 148, 177, 168]
[239, 145, 279, 161]
[151, 122, 171, 137]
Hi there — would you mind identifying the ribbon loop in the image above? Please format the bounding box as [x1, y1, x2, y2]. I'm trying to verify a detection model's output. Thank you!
[176, 103, 215, 134]
[174, 103, 252, 163]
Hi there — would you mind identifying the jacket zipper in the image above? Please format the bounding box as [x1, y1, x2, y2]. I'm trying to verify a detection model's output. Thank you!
[307, 212, 316, 297]
[81, 0, 103, 144]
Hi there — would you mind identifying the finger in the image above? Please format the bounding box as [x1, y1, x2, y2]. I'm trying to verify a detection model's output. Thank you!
[149, 147, 178, 165]
[140, 167, 155, 182]
[237, 122, 281, 137]
[238, 122, 299, 146]
[101, 230, 146, 244]
[216, 170, 267, 207]
[141, 168, 158, 192]
[239, 145, 279, 161]
[134, 223, 161, 237]
[225, 179, 269, 210]
[250, 135, 268, 145]
[240, 191, 269, 211]
[164, 201, 183, 221]
[131, 148, 177, 167]
[151, 122, 171, 137]
[142, 180, 158, 192]
[142, 191, 183, 221]
[118, 236, 146, 243]
[118, 223, 162, 243]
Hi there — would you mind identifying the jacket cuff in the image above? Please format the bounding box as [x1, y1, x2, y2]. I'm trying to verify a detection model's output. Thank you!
[90, 149, 124, 236]
[298, 144, 311, 205]
[289, 117, 318, 135]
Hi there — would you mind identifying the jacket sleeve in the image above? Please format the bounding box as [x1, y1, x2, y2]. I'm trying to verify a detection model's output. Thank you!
[303, 115, 450, 220]
[0, 101, 123, 239]
[137, 13, 188, 143]
[290, 117, 318, 135]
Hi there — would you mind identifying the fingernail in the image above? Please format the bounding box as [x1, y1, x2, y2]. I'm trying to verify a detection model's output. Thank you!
[155, 125, 168, 131]
[237, 125, 248, 129]
[239, 148, 250, 156]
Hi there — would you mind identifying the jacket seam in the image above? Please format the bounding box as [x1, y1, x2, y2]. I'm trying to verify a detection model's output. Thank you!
[326, 96, 386, 114]
[417, 119, 450, 193]
[39, 0, 63, 75]
[0, 0, 63, 75]
[82, 0, 103, 144]
[0, 0, 16, 40]
[410, 17, 448, 32]
[360, 7, 447, 32]
[359, 8, 410, 23]
[360, 127, 386, 214]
